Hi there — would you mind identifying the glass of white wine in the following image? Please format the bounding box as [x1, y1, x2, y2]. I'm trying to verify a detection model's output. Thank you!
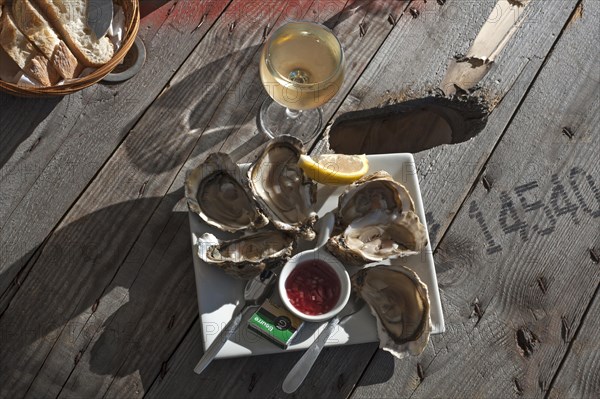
[259, 21, 344, 143]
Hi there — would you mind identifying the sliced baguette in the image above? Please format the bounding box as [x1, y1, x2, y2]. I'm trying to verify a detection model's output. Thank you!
[13, 0, 81, 78]
[0, 46, 24, 84]
[32, 0, 114, 67]
[0, 8, 60, 85]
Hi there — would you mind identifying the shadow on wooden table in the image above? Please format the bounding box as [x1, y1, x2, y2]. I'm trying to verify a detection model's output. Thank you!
[328, 96, 489, 155]
[0, 93, 63, 170]
[121, 42, 269, 174]
[0, 189, 191, 392]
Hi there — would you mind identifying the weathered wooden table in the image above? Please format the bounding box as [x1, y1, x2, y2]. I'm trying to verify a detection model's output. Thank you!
[1, 1, 598, 397]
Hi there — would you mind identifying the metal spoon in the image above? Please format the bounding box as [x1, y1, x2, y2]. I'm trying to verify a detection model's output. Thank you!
[193, 269, 276, 374]
[282, 294, 365, 394]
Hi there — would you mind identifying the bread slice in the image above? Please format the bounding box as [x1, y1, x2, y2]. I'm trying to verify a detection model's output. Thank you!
[0, 46, 24, 83]
[12, 0, 81, 79]
[32, 0, 114, 67]
[0, 8, 60, 85]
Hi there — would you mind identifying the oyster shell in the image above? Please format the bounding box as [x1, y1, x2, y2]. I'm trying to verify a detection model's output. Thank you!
[336, 171, 415, 227]
[352, 265, 431, 359]
[249, 136, 318, 240]
[185, 153, 268, 233]
[327, 209, 428, 266]
[196, 230, 295, 279]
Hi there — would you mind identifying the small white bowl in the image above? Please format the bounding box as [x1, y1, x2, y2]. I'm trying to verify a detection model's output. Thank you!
[278, 213, 351, 322]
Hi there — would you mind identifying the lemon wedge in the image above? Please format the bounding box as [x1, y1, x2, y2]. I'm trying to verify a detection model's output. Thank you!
[298, 154, 369, 185]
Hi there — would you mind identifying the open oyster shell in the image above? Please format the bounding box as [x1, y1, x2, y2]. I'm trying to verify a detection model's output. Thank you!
[196, 230, 295, 279]
[352, 265, 431, 359]
[336, 171, 415, 227]
[248, 136, 318, 240]
[327, 209, 428, 266]
[185, 153, 268, 233]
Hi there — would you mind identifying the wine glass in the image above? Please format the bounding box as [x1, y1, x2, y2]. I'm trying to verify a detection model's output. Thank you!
[258, 21, 345, 143]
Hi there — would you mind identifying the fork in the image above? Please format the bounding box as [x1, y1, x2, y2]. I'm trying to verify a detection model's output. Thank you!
[282, 295, 365, 393]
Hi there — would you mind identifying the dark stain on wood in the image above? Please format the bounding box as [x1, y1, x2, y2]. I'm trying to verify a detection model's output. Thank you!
[74, 351, 83, 365]
[91, 299, 99, 313]
[167, 2, 177, 16]
[507, 0, 525, 7]
[410, 8, 420, 18]
[359, 22, 367, 37]
[562, 127, 574, 139]
[539, 378, 548, 392]
[337, 373, 345, 391]
[248, 372, 257, 392]
[14, 270, 22, 287]
[160, 361, 169, 379]
[417, 363, 425, 382]
[425, 212, 441, 243]
[387, 13, 397, 26]
[514, 378, 523, 395]
[536, 276, 548, 295]
[167, 314, 176, 330]
[138, 181, 148, 198]
[470, 297, 483, 324]
[28, 137, 41, 153]
[516, 327, 539, 357]
[482, 175, 492, 192]
[589, 248, 599, 263]
[262, 23, 271, 41]
[561, 316, 571, 343]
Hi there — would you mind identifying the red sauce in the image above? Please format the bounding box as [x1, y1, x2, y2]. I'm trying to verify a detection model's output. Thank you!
[285, 260, 341, 315]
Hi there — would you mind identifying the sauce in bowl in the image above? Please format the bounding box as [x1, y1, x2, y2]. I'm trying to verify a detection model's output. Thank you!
[284, 259, 341, 315]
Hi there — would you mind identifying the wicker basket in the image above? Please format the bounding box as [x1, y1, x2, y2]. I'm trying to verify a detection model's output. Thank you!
[0, 0, 140, 97]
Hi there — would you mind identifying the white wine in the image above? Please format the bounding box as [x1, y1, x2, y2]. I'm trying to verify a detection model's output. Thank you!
[260, 22, 344, 110]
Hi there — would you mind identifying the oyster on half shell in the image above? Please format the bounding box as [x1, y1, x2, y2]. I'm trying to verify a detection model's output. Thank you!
[327, 209, 428, 266]
[249, 136, 318, 240]
[352, 265, 431, 359]
[185, 153, 268, 233]
[196, 230, 295, 279]
[336, 171, 415, 227]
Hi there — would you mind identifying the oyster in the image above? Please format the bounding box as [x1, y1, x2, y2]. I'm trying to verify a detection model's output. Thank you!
[352, 265, 431, 359]
[196, 230, 295, 279]
[249, 136, 318, 240]
[185, 153, 268, 233]
[327, 209, 428, 266]
[337, 171, 415, 227]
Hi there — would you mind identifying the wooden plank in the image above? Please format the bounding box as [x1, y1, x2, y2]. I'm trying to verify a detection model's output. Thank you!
[0, 1, 421, 398]
[146, 318, 379, 399]
[0, 1, 329, 398]
[548, 289, 600, 399]
[147, 0, 582, 397]
[215, 0, 412, 157]
[0, 0, 232, 304]
[352, 0, 600, 397]
[62, 2, 418, 398]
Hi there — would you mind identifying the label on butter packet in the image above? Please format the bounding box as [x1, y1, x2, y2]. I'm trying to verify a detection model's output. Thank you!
[248, 298, 303, 349]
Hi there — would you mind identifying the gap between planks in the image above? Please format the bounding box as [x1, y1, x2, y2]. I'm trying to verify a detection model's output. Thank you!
[345, 0, 589, 396]
[0, 0, 234, 317]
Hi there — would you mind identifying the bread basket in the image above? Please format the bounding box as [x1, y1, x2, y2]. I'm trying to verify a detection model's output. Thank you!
[0, 0, 140, 97]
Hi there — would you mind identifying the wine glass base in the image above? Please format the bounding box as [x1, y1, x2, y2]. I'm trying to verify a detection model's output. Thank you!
[258, 98, 323, 144]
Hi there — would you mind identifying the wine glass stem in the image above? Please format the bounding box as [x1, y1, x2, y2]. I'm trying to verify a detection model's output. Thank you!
[286, 108, 302, 119]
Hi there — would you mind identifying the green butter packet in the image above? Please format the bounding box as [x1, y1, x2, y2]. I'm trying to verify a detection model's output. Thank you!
[248, 298, 303, 349]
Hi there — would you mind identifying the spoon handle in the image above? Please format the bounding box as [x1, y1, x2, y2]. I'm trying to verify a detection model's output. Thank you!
[315, 212, 335, 248]
[193, 306, 251, 375]
[282, 316, 341, 394]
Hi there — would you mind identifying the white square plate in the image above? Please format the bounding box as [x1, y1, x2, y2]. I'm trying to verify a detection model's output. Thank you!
[189, 153, 444, 359]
